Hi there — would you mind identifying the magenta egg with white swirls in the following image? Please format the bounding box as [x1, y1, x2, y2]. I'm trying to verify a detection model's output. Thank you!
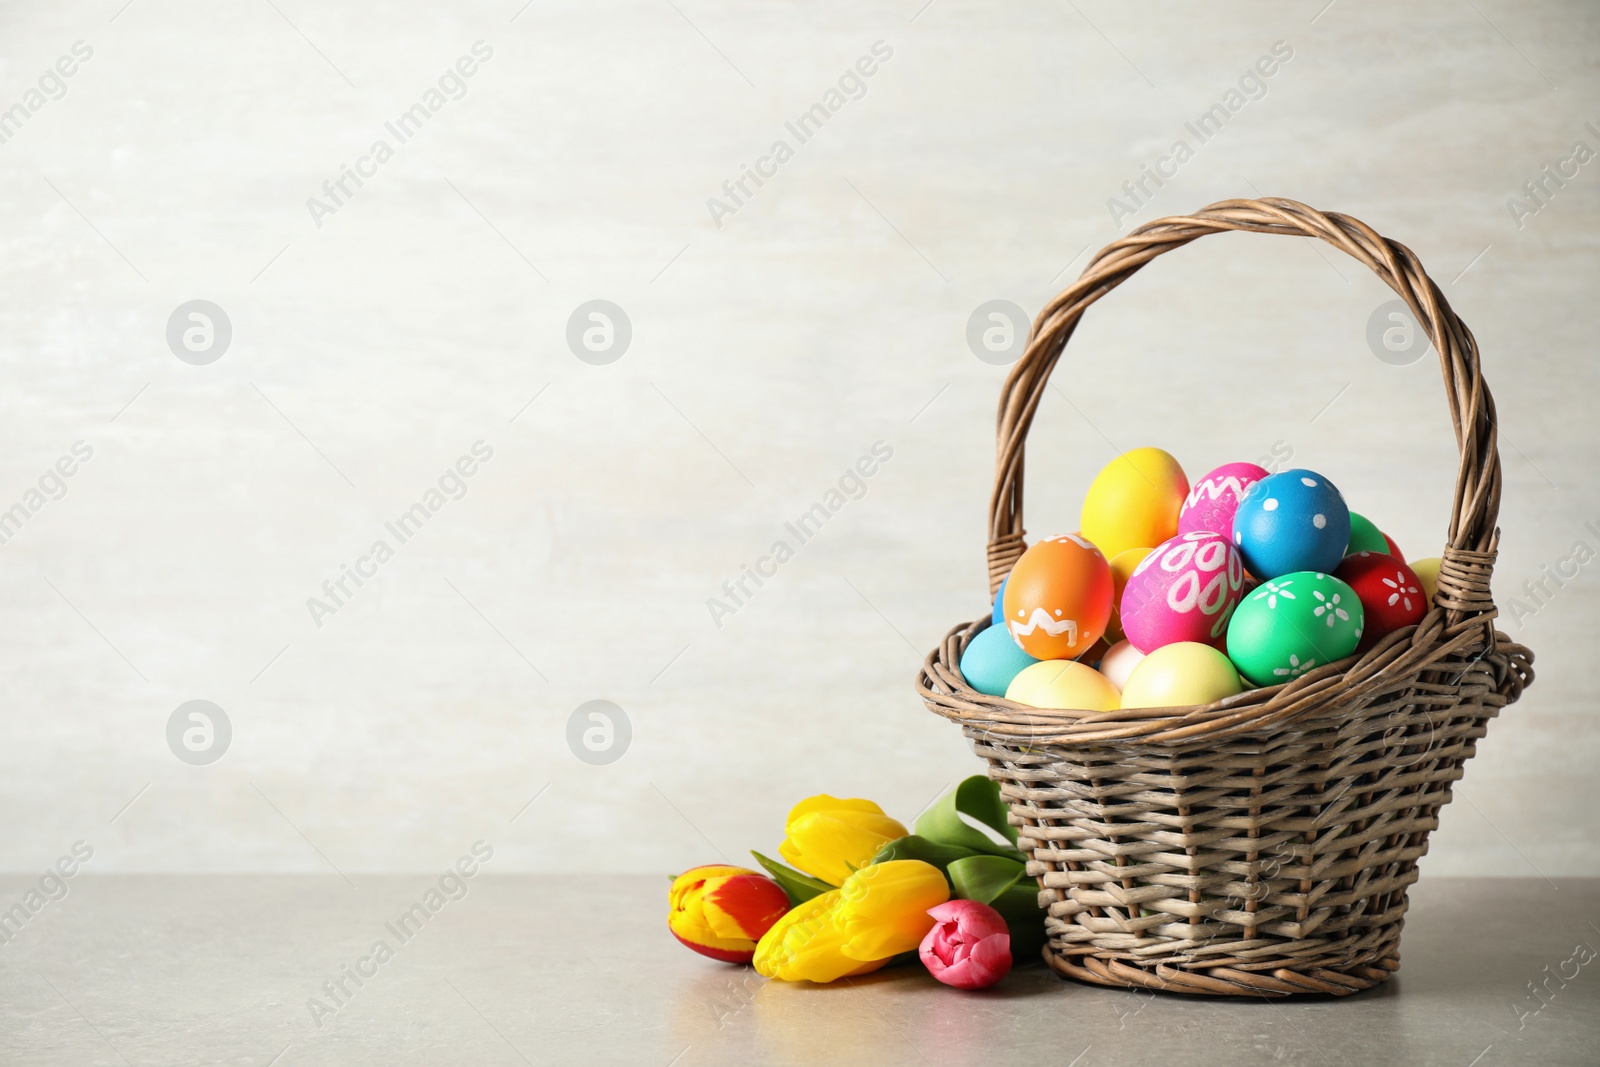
[1178, 462, 1269, 538]
[1120, 531, 1246, 653]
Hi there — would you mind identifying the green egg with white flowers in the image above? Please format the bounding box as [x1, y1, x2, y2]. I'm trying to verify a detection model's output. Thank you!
[1226, 571, 1365, 687]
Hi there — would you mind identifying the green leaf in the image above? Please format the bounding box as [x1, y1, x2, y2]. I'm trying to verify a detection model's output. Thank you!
[914, 776, 1021, 857]
[989, 882, 1047, 959]
[750, 851, 832, 906]
[989, 880, 1044, 922]
[947, 856, 1047, 959]
[947, 854, 1026, 905]
[868, 835, 983, 877]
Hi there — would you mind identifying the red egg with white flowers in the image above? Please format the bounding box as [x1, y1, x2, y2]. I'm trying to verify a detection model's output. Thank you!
[1334, 551, 1428, 649]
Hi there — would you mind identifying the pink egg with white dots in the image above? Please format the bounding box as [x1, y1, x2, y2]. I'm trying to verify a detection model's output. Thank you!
[1178, 462, 1269, 537]
[1120, 531, 1246, 653]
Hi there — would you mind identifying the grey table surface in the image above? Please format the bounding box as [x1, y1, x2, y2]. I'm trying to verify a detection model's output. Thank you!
[1, 875, 1594, 1066]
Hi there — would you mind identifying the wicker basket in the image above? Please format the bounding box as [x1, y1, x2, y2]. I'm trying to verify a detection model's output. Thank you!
[916, 197, 1535, 997]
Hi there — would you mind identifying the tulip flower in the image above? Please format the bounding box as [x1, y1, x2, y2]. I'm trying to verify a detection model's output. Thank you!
[835, 859, 951, 960]
[752, 889, 884, 983]
[754, 860, 949, 983]
[919, 899, 1012, 990]
[668, 864, 791, 964]
[778, 795, 909, 886]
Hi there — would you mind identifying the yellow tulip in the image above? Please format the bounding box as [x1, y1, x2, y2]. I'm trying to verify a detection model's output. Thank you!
[754, 890, 874, 983]
[753, 860, 949, 983]
[777, 795, 908, 886]
[836, 860, 950, 960]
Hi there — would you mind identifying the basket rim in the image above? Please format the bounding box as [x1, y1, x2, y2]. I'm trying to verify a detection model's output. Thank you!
[917, 609, 1532, 747]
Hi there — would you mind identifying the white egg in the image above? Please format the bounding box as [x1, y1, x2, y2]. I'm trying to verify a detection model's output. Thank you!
[1098, 640, 1145, 692]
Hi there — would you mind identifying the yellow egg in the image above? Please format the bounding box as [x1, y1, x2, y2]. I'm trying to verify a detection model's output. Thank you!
[1104, 547, 1153, 642]
[1119, 641, 1243, 709]
[1080, 448, 1189, 560]
[1410, 556, 1441, 605]
[1005, 660, 1120, 711]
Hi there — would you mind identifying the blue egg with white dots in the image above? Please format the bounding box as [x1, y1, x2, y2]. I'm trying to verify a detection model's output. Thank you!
[960, 622, 1038, 696]
[1232, 469, 1351, 579]
[991, 576, 1009, 626]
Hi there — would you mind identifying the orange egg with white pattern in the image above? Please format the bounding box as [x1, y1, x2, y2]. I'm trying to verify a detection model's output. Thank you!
[1001, 534, 1113, 660]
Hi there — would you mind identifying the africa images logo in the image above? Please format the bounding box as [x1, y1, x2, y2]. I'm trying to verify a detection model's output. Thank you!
[305, 441, 494, 628]
[705, 41, 894, 228]
[305, 42, 495, 229]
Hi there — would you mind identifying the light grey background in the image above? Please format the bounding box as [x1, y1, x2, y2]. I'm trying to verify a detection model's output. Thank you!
[1, 0, 1595, 882]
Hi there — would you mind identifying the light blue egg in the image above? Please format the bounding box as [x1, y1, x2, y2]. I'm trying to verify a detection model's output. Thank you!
[991, 576, 1009, 626]
[960, 622, 1038, 696]
[1232, 469, 1351, 579]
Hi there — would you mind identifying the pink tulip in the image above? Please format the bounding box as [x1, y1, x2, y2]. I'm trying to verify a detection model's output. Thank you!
[919, 899, 1012, 990]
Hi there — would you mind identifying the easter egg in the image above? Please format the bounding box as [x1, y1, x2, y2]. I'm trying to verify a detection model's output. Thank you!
[1119, 531, 1245, 653]
[1120, 642, 1244, 709]
[1226, 571, 1365, 687]
[1098, 640, 1145, 691]
[1002, 534, 1113, 660]
[1335, 552, 1428, 645]
[1232, 470, 1351, 579]
[1005, 660, 1120, 711]
[1410, 556, 1441, 603]
[1080, 448, 1189, 560]
[991, 576, 1009, 626]
[1346, 512, 1389, 555]
[1178, 462, 1269, 538]
[1383, 532, 1406, 562]
[1104, 547, 1153, 643]
[960, 623, 1040, 696]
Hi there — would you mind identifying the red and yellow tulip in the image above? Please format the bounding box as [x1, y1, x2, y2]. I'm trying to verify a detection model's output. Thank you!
[668, 864, 791, 964]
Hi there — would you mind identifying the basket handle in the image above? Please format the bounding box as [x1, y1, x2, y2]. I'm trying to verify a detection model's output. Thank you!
[987, 197, 1504, 634]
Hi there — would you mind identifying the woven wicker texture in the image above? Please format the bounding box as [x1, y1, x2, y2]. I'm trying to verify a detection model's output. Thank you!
[916, 198, 1535, 996]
